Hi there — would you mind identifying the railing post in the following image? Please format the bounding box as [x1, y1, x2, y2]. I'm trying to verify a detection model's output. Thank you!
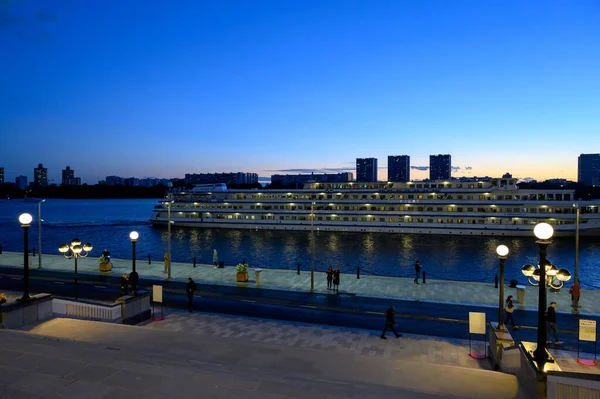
[357, 266, 360, 279]
[297, 263, 300, 275]
[495, 274, 499, 289]
[0, 244, 2, 254]
[32, 247, 36, 257]
[193, 256, 196, 268]
[422, 271, 426, 284]
[148, 254, 151, 265]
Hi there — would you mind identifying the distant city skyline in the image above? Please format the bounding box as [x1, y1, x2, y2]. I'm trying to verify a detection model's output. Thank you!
[1, 1, 599, 184]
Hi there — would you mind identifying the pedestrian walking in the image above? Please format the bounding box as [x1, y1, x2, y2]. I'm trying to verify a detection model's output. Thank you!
[213, 249, 219, 268]
[186, 277, 197, 312]
[326, 267, 333, 290]
[381, 305, 402, 339]
[120, 273, 128, 296]
[129, 270, 139, 296]
[569, 281, 581, 311]
[333, 267, 340, 293]
[504, 295, 518, 329]
[546, 302, 562, 344]
[414, 261, 422, 284]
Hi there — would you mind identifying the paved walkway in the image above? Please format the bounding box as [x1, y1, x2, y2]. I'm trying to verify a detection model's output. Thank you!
[2, 317, 527, 399]
[1, 251, 598, 315]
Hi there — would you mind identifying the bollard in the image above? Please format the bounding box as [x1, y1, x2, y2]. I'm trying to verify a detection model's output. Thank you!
[32, 247, 36, 257]
[422, 271, 426, 284]
[0, 244, 2, 254]
[148, 254, 151, 264]
[357, 266, 360, 279]
[495, 274, 498, 289]
[297, 263, 300, 275]
[193, 256, 196, 268]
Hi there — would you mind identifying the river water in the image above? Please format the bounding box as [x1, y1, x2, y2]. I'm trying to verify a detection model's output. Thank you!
[0, 199, 598, 288]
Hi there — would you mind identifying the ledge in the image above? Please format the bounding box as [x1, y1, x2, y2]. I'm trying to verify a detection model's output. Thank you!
[0, 293, 53, 311]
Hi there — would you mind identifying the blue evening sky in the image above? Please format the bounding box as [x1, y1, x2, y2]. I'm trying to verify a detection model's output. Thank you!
[1, 0, 599, 184]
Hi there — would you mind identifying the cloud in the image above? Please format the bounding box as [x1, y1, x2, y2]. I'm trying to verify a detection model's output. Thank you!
[411, 166, 429, 171]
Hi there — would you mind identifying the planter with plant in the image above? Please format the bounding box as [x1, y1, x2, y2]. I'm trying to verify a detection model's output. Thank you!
[236, 263, 248, 282]
[98, 255, 112, 272]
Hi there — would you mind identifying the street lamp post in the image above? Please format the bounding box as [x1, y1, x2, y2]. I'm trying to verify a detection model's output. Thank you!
[166, 201, 173, 280]
[310, 201, 315, 293]
[532, 223, 553, 362]
[573, 204, 580, 314]
[18, 213, 33, 301]
[496, 245, 509, 331]
[58, 239, 92, 301]
[38, 199, 45, 269]
[130, 231, 139, 274]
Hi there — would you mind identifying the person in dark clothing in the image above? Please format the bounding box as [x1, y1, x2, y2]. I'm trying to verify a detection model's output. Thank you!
[546, 302, 562, 344]
[102, 249, 111, 261]
[326, 267, 333, 290]
[381, 305, 402, 339]
[333, 267, 340, 293]
[414, 261, 422, 284]
[120, 273, 128, 296]
[504, 295, 518, 329]
[186, 278, 197, 312]
[129, 270, 139, 296]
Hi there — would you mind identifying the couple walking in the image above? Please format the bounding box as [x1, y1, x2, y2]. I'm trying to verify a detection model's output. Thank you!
[326, 267, 340, 293]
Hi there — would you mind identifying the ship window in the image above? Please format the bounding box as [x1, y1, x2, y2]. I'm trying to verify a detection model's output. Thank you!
[564, 194, 571, 200]
[437, 207, 443, 211]
[343, 217, 348, 221]
[479, 195, 486, 200]
[326, 217, 331, 221]
[457, 219, 464, 224]
[547, 194, 554, 200]
[478, 183, 483, 188]
[371, 206, 376, 211]
[408, 195, 414, 199]
[478, 208, 486, 212]
[362, 195, 367, 199]
[447, 207, 453, 212]
[457, 195, 463, 200]
[379, 206, 384, 211]
[437, 218, 444, 223]
[457, 207, 463, 212]
[379, 218, 385, 222]
[538, 194, 545, 200]
[556, 194, 563, 200]
[352, 217, 357, 221]
[423, 184, 429, 188]
[398, 195, 404, 199]
[388, 206, 395, 211]
[478, 220, 485, 224]
[389, 217, 395, 222]
[447, 218, 453, 223]
[529, 208, 537, 213]
[353, 195, 358, 199]
[381, 195, 386, 199]
[427, 218, 434, 223]
[292, 216, 297, 220]
[417, 218, 424, 223]
[419, 207, 425, 211]
[318, 217, 323, 220]
[279, 216, 284, 220]
[457, 184, 463, 188]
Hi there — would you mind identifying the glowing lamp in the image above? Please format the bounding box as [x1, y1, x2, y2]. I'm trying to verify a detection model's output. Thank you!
[556, 269, 572, 282]
[496, 245, 509, 257]
[129, 231, 139, 242]
[534, 223, 553, 240]
[18, 213, 33, 226]
[521, 264, 535, 277]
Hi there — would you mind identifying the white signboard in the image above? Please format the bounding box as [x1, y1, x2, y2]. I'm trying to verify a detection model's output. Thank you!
[579, 319, 596, 342]
[469, 312, 486, 334]
[152, 285, 163, 303]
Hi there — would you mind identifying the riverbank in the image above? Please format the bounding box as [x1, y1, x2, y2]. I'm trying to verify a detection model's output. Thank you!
[0, 251, 596, 315]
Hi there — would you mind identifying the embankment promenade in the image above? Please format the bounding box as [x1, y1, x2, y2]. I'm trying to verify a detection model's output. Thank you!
[0, 251, 597, 315]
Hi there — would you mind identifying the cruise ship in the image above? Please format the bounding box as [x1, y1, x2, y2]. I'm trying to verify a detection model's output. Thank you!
[150, 177, 600, 236]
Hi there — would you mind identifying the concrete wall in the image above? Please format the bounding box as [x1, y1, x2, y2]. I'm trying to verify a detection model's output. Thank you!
[0, 294, 53, 329]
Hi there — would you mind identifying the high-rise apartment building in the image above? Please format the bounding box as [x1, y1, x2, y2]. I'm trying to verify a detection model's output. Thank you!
[62, 166, 81, 186]
[356, 158, 378, 182]
[0, 167, 4, 185]
[578, 153, 600, 186]
[15, 176, 28, 190]
[33, 163, 48, 186]
[387, 155, 410, 182]
[429, 154, 451, 181]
